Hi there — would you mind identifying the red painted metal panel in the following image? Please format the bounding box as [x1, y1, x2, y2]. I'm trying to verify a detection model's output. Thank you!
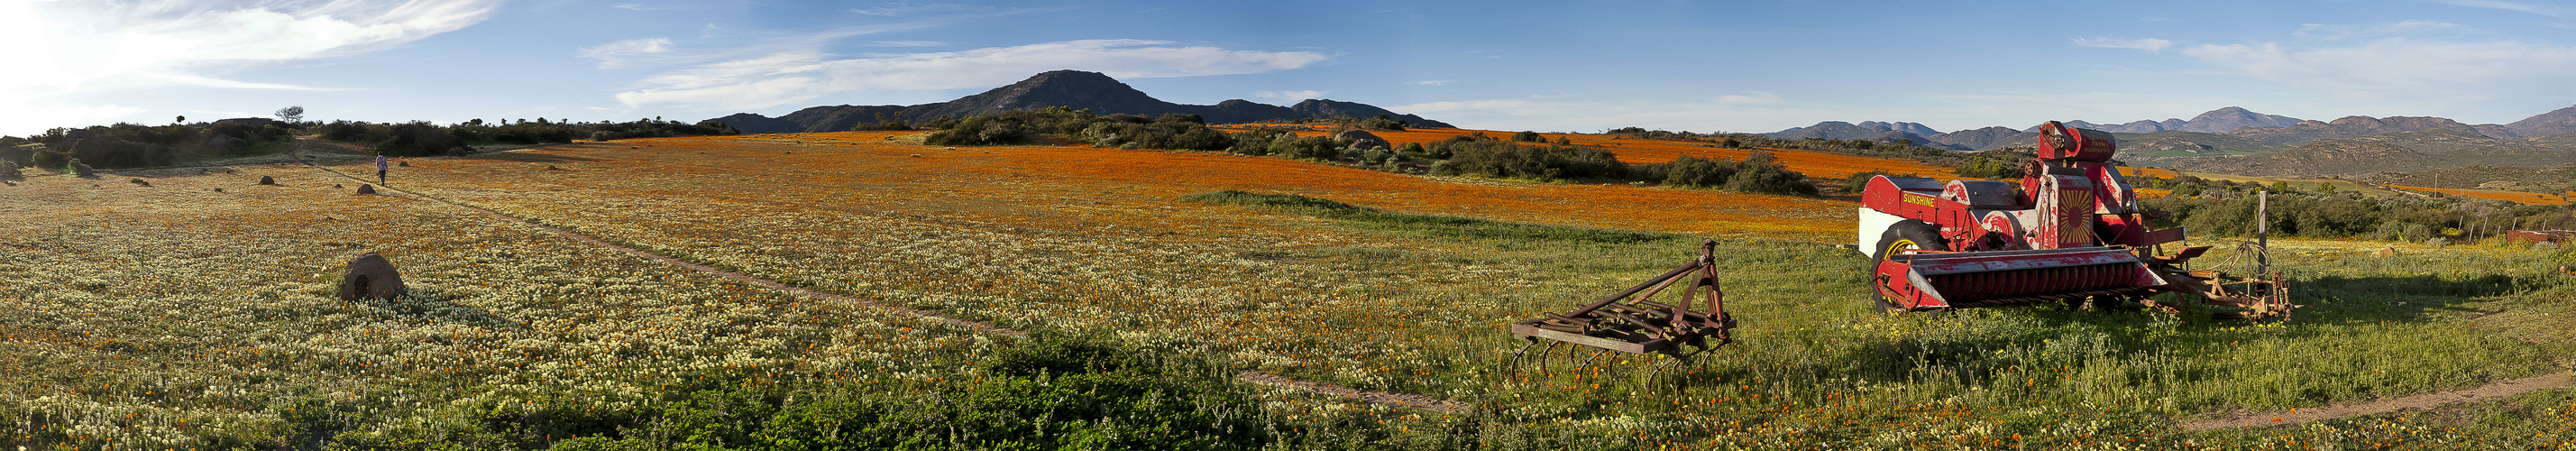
[1873, 247, 2165, 308]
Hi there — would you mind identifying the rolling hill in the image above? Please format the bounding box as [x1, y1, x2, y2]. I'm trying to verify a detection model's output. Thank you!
[706, 70, 1453, 133]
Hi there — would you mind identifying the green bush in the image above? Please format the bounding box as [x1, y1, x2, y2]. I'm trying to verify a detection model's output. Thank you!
[924, 115, 1033, 145]
[849, 113, 915, 131]
[1841, 170, 1901, 194]
[1435, 141, 1627, 180]
[1641, 155, 1738, 188]
[1270, 134, 1339, 160]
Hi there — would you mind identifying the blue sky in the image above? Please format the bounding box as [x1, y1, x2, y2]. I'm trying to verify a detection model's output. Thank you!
[7, 0, 2576, 137]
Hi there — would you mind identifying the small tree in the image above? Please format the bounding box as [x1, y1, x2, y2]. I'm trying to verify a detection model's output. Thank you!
[275, 106, 305, 123]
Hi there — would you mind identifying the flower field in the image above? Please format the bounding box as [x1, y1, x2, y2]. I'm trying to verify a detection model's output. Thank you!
[2386, 184, 2572, 205]
[0, 167, 993, 448]
[1216, 125, 1956, 179]
[9, 132, 2576, 448]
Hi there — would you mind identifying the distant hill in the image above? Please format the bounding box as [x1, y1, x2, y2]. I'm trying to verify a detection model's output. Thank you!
[2159, 129, 2576, 177]
[2361, 163, 2576, 192]
[1925, 126, 2036, 151]
[1767, 105, 2576, 178]
[2501, 106, 2576, 138]
[2013, 106, 2306, 133]
[2221, 115, 2488, 146]
[1765, 121, 1966, 151]
[2165, 140, 2445, 178]
[707, 70, 1453, 133]
[2110, 131, 2289, 167]
[2173, 106, 2307, 133]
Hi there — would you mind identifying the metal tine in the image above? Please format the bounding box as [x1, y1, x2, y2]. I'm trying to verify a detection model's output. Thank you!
[1506, 341, 1540, 377]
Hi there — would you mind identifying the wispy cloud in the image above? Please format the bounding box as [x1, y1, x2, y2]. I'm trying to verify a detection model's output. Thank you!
[580, 38, 674, 69]
[2, 0, 499, 133]
[1715, 91, 1787, 105]
[1406, 79, 1452, 86]
[2178, 37, 2576, 104]
[1253, 90, 1330, 102]
[615, 39, 1330, 110]
[2425, 0, 2566, 18]
[871, 41, 945, 47]
[2294, 21, 2465, 40]
[849, 2, 985, 16]
[615, 4, 687, 11]
[2070, 37, 2174, 53]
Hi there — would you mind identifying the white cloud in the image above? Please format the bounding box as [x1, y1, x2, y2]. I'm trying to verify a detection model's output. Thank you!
[1253, 90, 1329, 102]
[1406, 79, 1452, 86]
[1391, 89, 2254, 135]
[581, 38, 675, 69]
[1, 0, 498, 133]
[1392, 96, 1834, 133]
[871, 41, 945, 47]
[1715, 91, 1787, 105]
[2178, 38, 2576, 100]
[2426, 0, 2566, 18]
[2070, 37, 2174, 53]
[615, 39, 1331, 110]
[2295, 21, 2464, 40]
[849, 2, 982, 16]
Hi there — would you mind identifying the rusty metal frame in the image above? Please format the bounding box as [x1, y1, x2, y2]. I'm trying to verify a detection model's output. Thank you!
[1509, 240, 1737, 360]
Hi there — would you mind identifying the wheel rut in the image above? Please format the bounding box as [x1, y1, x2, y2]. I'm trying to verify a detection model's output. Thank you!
[291, 145, 1465, 414]
[2186, 372, 2572, 431]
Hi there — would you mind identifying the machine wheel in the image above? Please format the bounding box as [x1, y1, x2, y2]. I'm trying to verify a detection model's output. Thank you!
[1871, 219, 1947, 313]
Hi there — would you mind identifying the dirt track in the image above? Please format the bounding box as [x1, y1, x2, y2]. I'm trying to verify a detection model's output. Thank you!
[2186, 372, 2572, 430]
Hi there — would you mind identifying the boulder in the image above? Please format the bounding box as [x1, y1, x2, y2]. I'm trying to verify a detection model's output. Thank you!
[258, 175, 276, 185]
[338, 253, 406, 300]
[1335, 129, 1390, 150]
[357, 184, 377, 195]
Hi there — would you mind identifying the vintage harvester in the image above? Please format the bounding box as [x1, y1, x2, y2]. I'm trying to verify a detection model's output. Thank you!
[1508, 121, 2292, 373]
[1855, 121, 2291, 318]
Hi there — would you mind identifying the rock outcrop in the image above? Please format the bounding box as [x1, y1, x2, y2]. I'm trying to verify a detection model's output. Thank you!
[338, 253, 406, 300]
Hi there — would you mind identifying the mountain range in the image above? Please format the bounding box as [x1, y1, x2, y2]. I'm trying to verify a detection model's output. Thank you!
[1768, 105, 2576, 179]
[705, 70, 1453, 134]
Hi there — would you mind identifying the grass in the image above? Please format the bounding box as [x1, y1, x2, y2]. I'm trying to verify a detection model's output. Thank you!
[1179, 189, 1676, 244]
[5, 132, 2573, 448]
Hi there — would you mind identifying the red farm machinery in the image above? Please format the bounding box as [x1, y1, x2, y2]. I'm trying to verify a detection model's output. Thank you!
[1510, 121, 2293, 373]
[1856, 122, 2291, 318]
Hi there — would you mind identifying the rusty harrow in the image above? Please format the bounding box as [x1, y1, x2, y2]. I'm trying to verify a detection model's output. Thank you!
[1508, 240, 1737, 377]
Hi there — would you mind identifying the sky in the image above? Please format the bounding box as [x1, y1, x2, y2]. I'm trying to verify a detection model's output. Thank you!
[6, 0, 2576, 137]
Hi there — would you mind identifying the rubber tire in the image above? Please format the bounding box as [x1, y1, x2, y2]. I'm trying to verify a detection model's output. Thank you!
[1871, 219, 1947, 313]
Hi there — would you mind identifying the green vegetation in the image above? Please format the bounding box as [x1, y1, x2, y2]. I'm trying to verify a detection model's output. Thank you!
[0, 121, 292, 169]
[1191, 191, 2576, 448]
[1953, 149, 2033, 179]
[1633, 152, 1820, 196]
[1180, 190, 1675, 244]
[1433, 140, 1627, 180]
[331, 117, 738, 156]
[1604, 126, 1986, 168]
[2138, 174, 2576, 242]
[356, 332, 1299, 450]
[0, 116, 738, 169]
[916, 108, 1829, 196]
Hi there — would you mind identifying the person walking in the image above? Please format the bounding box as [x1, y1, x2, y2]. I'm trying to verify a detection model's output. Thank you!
[375, 152, 389, 185]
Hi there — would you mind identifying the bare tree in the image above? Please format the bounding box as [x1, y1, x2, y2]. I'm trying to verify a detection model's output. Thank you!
[275, 106, 305, 123]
